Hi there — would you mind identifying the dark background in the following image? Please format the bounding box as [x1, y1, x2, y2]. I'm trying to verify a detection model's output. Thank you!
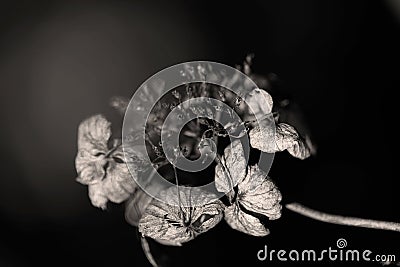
[0, 0, 399, 266]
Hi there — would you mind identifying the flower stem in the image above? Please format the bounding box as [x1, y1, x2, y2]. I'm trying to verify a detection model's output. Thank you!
[286, 202, 400, 232]
[140, 236, 158, 267]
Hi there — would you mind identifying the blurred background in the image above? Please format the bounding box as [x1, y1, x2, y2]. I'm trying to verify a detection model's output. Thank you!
[0, 0, 399, 266]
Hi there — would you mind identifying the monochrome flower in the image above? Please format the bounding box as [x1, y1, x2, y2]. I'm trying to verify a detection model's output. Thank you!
[215, 140, 282, 236]
[224, 164, 282, 236]
[75, 114, 137, 209]
[138, 187, 224, 246]
[250, 122, 311, 160]
[245, 88, 311, 160]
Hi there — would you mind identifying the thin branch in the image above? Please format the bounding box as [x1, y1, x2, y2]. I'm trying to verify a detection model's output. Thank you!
[214, 153, 235, 203]
[172, 164, 185, 219]
[140, 236, 159, 267]
[286, 202, 400, 232]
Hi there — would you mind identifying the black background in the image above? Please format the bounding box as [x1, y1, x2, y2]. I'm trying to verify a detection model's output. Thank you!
[0, 0, 399, 266]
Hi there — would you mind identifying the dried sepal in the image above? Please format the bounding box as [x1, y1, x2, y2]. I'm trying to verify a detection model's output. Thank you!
[245, 88, 273, 120]
[88, 183, 108, 210]
[75, 115, 137, 209]
[237, 165, 282, 220]
[138, 187, 224, 246]
[224, 165, 282, 236]
[249, 122, 311, 160]
[101, 147, 137, 203]
[75, 114, 111, 184]
[214, 135, 282, 236]
[224, 202, 270, 236]
[215, 140, 246, 195]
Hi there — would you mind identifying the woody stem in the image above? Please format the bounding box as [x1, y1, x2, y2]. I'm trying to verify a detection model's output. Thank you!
[286, 202, 400, 232]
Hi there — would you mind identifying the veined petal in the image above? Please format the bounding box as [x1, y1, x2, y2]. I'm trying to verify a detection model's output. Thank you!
[224, 203, 270, 237]
[75, 115, 111, 184]
[138, 187, 224, 246]
[223, 165, 282, 236]
[88, 183, 108, 210]
[238, 165, 282, 220]
[215, 140, 246, 194]
[245, 89, 273, 119]
[249, 122, 311, 160]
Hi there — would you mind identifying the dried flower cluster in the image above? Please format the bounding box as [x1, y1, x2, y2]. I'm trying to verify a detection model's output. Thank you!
[75, 58, 314, 265]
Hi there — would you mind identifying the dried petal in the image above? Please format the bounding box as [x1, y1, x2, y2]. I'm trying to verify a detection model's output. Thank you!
[237, 165, 282, 220]
[215, 140, 246, 194]
[138, 187, 224, 246]
[224, 202, 269, 237]
[224, 165, 282, 236]
[77, 114, 112, 149]
[88, 183, 108, 210]
[274, 100, 317, 156]
[245, 88, 273, 120]
[75, 114, 111, 184]
[249, 122, 311, 160]
[248, 117, 276, 153]
[101, 147, 137, 203]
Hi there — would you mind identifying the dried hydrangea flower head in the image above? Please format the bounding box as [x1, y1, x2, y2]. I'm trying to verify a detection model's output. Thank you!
[74, 59, 316, 267]
[75, 73, 307, 232]
[75, 58, 400, 267]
